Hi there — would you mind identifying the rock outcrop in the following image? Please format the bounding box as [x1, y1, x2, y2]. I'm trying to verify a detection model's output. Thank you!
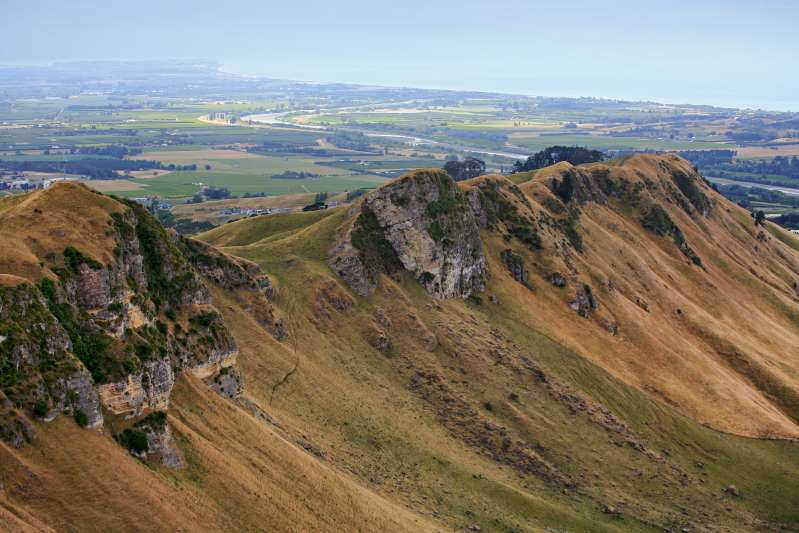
[0, 186, 252, 446]
[331, 169, 488, 299]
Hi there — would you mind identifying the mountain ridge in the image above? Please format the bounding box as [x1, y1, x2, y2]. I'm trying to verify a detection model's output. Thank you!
[1, 154, 798, 531]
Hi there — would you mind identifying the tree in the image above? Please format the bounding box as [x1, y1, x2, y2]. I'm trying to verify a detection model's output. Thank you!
[443, 157, 485, 181]
[752, 210, 766, 226]
[513, 146, 604, 173]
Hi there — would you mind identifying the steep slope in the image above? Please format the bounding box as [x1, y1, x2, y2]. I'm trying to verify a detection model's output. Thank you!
[0, 184, 428, 531]
[1, 157, 798, 532]
[503, 154, 799, 438]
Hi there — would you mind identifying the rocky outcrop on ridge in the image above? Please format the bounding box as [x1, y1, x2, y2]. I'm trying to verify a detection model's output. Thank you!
[330, 169, 488, 299]
[0, 185, 280, 451]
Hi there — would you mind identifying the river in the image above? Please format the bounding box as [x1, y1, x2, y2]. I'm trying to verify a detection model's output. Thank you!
[705, 176, 799, 197]
[241, 113, 529, 160]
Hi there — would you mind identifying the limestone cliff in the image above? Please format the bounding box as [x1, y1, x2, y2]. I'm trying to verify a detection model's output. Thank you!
[330, 169, 488, 299]
[0, 184, 282, 450]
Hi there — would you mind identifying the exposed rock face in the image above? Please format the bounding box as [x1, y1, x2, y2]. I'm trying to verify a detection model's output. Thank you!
[570, 284, 599, 318]
[548, 167, 609, 206]
[57, 370, 103, 428]
[0, 390, 34, 448]
[176, 234, 271, 295]
[0, 282, 105, 438]
[97, 358, 174, 416]
[500, 249, 531, 289]
[176, 234, 286, 339]
[328, 232, 377, 297]
[145, 422, 182, 468]
[115, 412, 182, 468]
[336, 170, 488, 299]
[209, 364, 244, 400]
[65, 263, 115, 309]
[0, 192, 249, 445]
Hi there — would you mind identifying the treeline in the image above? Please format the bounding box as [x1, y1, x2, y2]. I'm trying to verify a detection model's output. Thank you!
[248, 141, 325, 156]
[326, 131, 373, 152]
[675, 150, 736, 166]
[718, 184, 799, 210]
[711, 156, 799, 180]
[513, 146, 604, 173]
[76, 145, 143, 158]
[271, 171, 318, 180]
[772, 212, 799, 230]
[0, 157, 198, 179]
[0, 158, 161, 179]
[188, 186, 233, 203]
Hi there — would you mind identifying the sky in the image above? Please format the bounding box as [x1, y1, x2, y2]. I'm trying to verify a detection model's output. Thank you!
[1, 0, 798, 110]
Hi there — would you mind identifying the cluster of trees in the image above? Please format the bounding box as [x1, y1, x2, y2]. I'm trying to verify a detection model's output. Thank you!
[326, 132, 373, 152]
[271, 171, 318, 180]
[711, 156, 799, 180]
[301, 191, 330, 212]
[345, 188, 368, 201]
[718, 184, 799, 211]
[772, 212, 799, 230]
[443, 157, 485, 181]
[513, 146, 604, 173]
[248, 141, 325, 156]
[676, 150, 736, 166]
[76, 145, 143, 158]
[188, 186, 232, 203]
[0, 158, 161, 179]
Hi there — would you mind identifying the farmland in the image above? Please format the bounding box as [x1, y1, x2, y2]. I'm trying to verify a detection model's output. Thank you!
[1, 62, 798, 230]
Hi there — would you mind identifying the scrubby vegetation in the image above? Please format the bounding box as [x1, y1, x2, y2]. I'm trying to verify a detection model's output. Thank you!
[641, 203, 702, 265]
[475, 180, 542, 250]
[115, 427, 149, 453]
[669, 167, 711, 215]
[351, 208, 402, 283]
[558, 209, 583, 252]
[513, 146, 604, 173]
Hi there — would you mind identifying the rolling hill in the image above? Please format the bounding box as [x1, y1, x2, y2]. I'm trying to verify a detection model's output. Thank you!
[1, 154, 798, 532]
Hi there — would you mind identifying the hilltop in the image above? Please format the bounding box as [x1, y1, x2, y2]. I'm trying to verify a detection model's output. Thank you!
[1, 156, 798, 532]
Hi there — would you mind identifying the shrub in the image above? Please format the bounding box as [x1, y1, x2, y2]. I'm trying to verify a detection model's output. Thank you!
[74, 409, 89, 428]
[116, 428, 148, 453]
[427, 221, 444, 242]
[467, 294, 483, 306]
[189, 311, 218, 329]
[559, 210, 583, 252]
[351, 209, 402, 282]
[671, 169, 710, 214]
[135, 411, 167, 430]
[33, 399, 49, 418]
[63, 246, 102, 273]
[641, 204, 674, 236]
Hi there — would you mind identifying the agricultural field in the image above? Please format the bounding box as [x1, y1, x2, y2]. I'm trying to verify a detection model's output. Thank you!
[2, 63, 798, 229]
[508, 133, 725, 152]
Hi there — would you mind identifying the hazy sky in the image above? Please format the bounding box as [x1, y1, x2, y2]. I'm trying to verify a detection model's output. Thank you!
[2, 0, 798, 110]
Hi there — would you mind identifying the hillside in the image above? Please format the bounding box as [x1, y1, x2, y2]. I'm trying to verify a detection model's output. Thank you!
[1, 155, 798, 532]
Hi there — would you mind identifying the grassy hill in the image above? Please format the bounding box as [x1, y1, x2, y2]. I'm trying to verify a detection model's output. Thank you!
[1, 155, 798, 531]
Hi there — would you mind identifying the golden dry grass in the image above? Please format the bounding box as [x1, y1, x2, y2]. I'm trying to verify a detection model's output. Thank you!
[2, 159, 799, 531]
[0, 182, 123, 281]
[79, 179, 147, 192]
